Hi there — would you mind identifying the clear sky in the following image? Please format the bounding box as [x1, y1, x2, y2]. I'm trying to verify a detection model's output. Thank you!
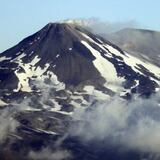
[0, 0, 160, 52]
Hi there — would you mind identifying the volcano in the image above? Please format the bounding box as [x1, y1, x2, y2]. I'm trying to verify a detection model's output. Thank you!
[0, 23, 159, 97]
[0, 23, 160, 160]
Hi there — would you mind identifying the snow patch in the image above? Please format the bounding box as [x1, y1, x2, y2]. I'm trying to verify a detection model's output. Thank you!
[84, 85, 110, 101]
[0, 99, 8, 106]
[11, 53, 26, 62]
[50, 99, 73, 115]
[81, 41, 125, 92]
[14, 56, 41, 92]
[80, 32, 113, 58]
[35, 128, 57, 135]
[56, 54, 60, 58]
[0, 56, 11, 62]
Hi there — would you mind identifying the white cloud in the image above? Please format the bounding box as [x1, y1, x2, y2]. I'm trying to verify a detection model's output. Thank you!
[29, 148, 71, 160]
[70, 92, 160, 153]
[0, 107, 19, 141]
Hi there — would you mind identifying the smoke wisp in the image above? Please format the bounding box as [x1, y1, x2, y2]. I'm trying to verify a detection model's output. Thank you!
[65, 18, 139, 34]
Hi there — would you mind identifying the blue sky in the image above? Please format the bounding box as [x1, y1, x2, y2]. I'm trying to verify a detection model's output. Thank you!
[0, 0, 160, 52]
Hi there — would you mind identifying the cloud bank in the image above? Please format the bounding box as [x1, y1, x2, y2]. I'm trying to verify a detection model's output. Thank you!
[70, 92, 160, 153]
